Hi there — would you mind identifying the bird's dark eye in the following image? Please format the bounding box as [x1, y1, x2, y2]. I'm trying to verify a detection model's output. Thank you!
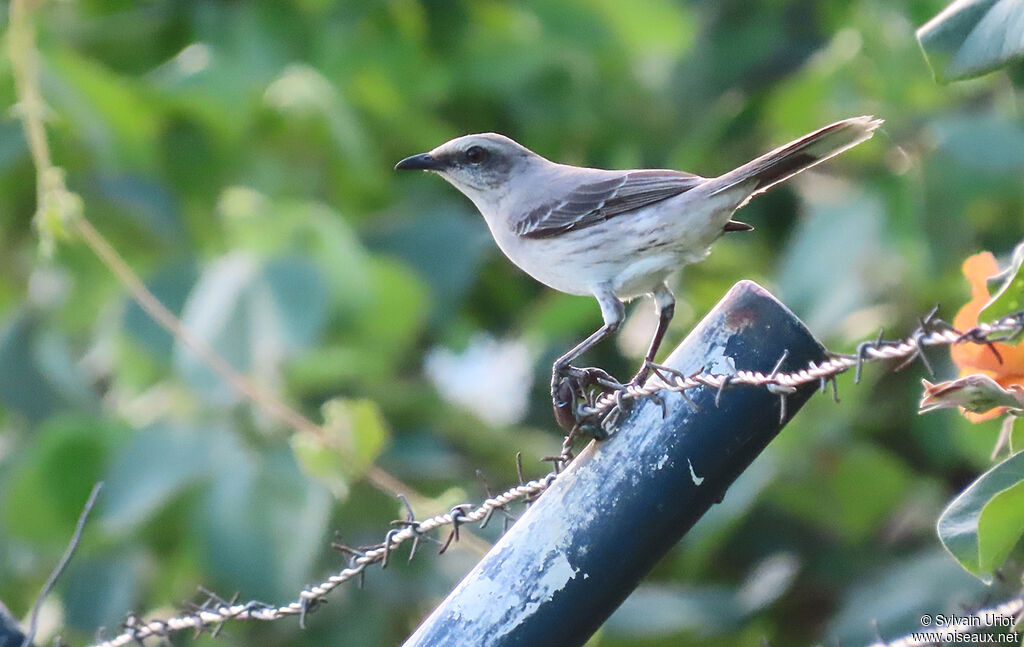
[465, 145, 487, 164]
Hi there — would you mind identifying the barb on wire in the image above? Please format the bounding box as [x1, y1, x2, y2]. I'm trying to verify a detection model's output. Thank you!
[575, 309, 1024, 435]
[85, 471, 558, 647]
[865, 596, 1024, 647]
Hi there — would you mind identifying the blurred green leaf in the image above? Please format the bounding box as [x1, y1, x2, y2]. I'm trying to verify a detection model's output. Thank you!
[588, 0, 695, 63]
[772, 445, 911, 540]
[263, 63, 373, 167]
[832, 446, 912, 538]
[520, 292, 601, 340]
[173, 253, 328, 404]
[367, 205, 491, 323]
[938, 449, 1024, 582]
[146, 11, 286, 143]
[291, 398, 389, 498]
[348, 257, 429, 366]
[0, 310, 96, 423]
[1011, 420, 1024, 454]
[3, 416, 126, 543]
[606, 584, 743, 639]
[931, 115, 1024, 174]
[201, 445, 331, 601]
[830, 551, 990, 645]
[46, 48, 159, 168]
[979, 240, 1024, 322]
[917, 0, 1024, 83]
[90, 175, 185, 244]
[221, 196, 373, 322]
[63, 550, 146, 633]
[101, 425, 224, 532]
[122, 260, 199, 361]
[775, 188, 889, 340]
[286, 344, 385, 393]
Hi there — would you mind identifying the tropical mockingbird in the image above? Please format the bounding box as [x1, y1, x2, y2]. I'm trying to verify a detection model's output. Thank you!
[396, 117, 881, 427]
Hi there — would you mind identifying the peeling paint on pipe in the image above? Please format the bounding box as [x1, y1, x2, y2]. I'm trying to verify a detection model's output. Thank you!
[401, 281, 827, 647]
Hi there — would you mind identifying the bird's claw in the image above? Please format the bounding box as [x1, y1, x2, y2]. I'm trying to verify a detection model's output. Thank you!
[550, 365, 623, 432]
[551, 365, 621, 395]
[567, 365, 621, 388]
[552, 377, 579, 432]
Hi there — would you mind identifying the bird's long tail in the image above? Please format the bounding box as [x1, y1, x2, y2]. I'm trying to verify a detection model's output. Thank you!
[708, 116, 882, 200]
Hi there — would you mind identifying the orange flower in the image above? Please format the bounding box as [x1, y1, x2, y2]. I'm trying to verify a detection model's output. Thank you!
[951, 252, 1024, 422]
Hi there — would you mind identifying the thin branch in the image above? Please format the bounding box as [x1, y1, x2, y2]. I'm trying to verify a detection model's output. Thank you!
[70, 216, 322, 438]
[22, 482, 103, 647]
[9, 0, 53, 195]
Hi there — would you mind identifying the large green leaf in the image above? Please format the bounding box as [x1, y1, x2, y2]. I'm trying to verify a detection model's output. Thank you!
[979, 240, 1024, 322]
[772, 445, 912, 540]
[917, 0, 1024, 83]
[938, 450, 1024, 582]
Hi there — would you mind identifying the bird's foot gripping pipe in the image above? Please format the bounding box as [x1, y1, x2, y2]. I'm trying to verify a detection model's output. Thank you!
[551, 365, 624, 436]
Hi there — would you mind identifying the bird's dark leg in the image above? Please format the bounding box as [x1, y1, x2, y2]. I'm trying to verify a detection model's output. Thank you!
[551, 287, 624, 416]
[630, 283, 675, 386]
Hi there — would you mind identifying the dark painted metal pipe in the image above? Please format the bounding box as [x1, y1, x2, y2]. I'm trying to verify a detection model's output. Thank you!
[0, 601, 25, 647]
[402, 280, 827, 647]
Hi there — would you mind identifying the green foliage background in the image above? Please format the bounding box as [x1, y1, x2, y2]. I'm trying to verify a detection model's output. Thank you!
[1, 1, 1023, 645]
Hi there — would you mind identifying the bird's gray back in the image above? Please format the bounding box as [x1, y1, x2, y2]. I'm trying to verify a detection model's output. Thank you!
[511, 167, 705, 239]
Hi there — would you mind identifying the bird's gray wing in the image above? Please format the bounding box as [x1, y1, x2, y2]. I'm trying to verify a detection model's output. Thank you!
[514, 170, 705, 239]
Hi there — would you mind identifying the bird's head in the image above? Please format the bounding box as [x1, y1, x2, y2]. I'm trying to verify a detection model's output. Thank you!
[395, 133, 542, 211]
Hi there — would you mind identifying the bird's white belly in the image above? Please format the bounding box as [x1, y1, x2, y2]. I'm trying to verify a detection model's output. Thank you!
[486, 187, 743, 299]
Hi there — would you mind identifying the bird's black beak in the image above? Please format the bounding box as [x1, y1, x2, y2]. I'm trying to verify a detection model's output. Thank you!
[395, 153, 444, 171]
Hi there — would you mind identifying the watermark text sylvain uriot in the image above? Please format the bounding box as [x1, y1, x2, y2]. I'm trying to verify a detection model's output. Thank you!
[909, 611, 1019, 645]
[920, 613, 1017, 629]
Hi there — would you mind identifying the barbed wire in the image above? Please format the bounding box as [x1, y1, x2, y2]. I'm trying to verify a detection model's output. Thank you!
[82, 307, 1024, 647]
[86, 469, 556, 647]
[865, 596, 1023, 647]
[577, 308, 1024, 433]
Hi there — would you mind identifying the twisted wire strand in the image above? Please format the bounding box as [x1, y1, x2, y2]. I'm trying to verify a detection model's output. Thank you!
[581, 311, 1024, 425]
[87, 473, 555, 647]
